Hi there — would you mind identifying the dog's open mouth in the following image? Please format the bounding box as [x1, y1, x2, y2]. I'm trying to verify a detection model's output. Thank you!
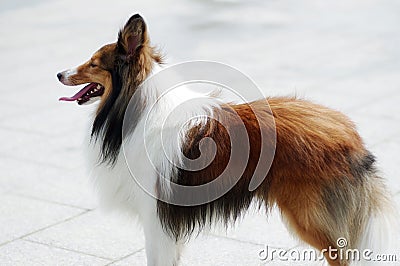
[59, 83, 105, 105]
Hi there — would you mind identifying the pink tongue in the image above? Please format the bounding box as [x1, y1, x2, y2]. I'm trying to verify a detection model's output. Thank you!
[59, 83, 97, 101]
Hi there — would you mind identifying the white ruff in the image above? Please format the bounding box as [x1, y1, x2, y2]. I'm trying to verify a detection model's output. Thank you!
[86, 63, 221, 213]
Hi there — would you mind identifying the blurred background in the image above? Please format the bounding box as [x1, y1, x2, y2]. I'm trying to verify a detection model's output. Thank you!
[0, 0, 399, 265]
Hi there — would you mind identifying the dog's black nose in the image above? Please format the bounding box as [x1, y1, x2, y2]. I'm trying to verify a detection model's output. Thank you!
[57, 72, 63, 81]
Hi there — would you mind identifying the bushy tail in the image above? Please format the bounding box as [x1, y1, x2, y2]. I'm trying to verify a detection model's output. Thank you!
[354, 176, 399, 265]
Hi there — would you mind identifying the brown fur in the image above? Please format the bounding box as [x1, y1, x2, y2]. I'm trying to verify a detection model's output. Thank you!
[265, 98, 371, 265]
[158, 97, 382, 266]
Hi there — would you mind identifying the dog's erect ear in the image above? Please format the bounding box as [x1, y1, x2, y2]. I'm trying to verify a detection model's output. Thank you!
[117, 14, 147, 60]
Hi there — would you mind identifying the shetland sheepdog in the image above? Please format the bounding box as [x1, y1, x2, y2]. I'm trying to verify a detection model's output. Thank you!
[57, 14, 397, 265]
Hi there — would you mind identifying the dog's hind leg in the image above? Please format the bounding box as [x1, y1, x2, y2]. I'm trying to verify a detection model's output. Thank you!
[274, 178, 361, 266]
[277, 170, 397, 265]
[280, 205, 347, 266]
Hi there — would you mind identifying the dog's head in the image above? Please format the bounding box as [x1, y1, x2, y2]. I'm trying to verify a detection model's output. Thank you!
[57, 14, 161, 108]
[57, 14, 162, 163]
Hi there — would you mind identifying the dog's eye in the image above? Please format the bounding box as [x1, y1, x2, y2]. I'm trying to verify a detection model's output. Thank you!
[90, 63, 98, 68]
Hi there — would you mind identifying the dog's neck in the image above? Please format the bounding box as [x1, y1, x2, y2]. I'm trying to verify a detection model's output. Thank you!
[91, 58, 162, 165]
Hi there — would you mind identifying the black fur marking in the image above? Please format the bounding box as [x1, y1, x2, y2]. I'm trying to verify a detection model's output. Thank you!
[348, 151, 376, 180]
[91, 65, 124, 164]
[91, 47, 146, 164]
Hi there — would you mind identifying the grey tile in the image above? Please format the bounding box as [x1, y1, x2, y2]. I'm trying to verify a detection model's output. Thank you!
[0, 156, 95, 209]
[180, 235, 265, 266]
[0, 106, 88, 140]
[0, 101, 29, 122]
[0, 126, 88, 171]
[110, 236, 264, 266]
[212, 206, 299, 248]
[369, 137, 400, 193]
[0, 194, 84, 245]
[111, 236, 324, 266]
[350, 113, 400, 147]
[109, 250, 145, 266]
[351, 92, 400, 122]
[25, 210, 144, 260]
[0, 239, 109, 266]
[394, 193, 400, 210]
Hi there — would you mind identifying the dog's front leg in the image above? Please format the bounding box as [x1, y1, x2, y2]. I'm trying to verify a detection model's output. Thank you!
[141, 207, 183, 266]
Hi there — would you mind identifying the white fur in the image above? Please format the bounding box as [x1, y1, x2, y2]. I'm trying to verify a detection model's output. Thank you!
[353, 202, 399, 265]
[86, 63, 221, 265]
[66, 67, 78, 77]
[60, 68, 78, 85]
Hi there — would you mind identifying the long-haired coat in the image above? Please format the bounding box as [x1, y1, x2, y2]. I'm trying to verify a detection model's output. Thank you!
[57, 14, 397, 266]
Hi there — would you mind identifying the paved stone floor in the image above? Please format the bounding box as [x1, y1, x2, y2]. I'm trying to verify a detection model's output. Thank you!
[0, 0, 399, 265]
